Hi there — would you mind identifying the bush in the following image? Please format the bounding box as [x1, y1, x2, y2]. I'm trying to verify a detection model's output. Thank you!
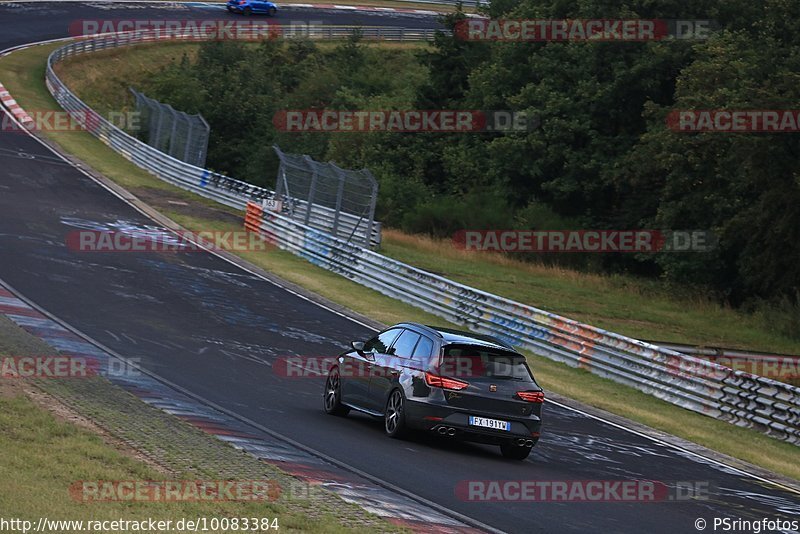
[401, 192, 515, 237]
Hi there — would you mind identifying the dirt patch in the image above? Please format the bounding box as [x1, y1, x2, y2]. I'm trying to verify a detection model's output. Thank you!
[29, 382, 175, 476]
[0, 379, 25, 398]
[0, 315, 56, 398]
[0, 314, 174, 474]
[133, 186, 242, 226]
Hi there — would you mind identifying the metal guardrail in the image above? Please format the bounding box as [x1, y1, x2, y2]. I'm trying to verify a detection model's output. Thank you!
[644, 340, 798, 360]
[45, 29, 420, 248]
[242, 203, 800, 445]
[45, 31, 800, 445]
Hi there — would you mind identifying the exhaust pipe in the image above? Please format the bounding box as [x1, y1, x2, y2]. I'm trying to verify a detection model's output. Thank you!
[515, 438, 527, 446]
[437, 426, 448, 435]
[447, 428, 456, 436]
[525, 439, 534, 447]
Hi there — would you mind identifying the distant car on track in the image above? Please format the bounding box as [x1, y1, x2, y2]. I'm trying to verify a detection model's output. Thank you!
[324, 323, 544, 460]
[227, 0, 278, 16]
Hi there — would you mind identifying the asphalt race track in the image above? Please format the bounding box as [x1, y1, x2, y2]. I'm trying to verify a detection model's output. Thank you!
[0, 3, 799, 533]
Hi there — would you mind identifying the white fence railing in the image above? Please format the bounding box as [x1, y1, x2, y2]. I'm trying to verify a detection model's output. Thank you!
[46, 31, 800, 445]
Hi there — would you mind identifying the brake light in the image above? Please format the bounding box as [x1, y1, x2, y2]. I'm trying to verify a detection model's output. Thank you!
[516, 391, 545, 403]
[238, 1, 246, 4]
[425, 372, 468, 391]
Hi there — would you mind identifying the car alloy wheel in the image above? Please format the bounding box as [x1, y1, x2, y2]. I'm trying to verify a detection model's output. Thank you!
[324, 368, 349, 416]
[384, 389, 407, 438]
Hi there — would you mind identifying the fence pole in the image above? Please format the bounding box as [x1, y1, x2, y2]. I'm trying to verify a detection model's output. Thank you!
[151, 100, 165, 148]
[331, 166, 347, 236]
[304, 161, 319, 225]
[167, 107, 179, 156]
[365, 170, 379, 248]
[183, 117, 194, 163]
[197, 114, 210, 167]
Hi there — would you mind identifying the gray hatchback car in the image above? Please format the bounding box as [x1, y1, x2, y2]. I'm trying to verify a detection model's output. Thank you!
[324, 323, 544, 459]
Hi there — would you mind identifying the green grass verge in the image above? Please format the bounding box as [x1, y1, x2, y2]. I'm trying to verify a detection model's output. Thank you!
[381, 230, 800, 354]
[1, 41, 798, 482]
[0, 317, 387, 533]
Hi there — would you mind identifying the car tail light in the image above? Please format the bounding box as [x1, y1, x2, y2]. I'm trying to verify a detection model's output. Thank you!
[238, 1, 246, 4]
[425, 371, 468, 391]
[516, 391, 545, 403]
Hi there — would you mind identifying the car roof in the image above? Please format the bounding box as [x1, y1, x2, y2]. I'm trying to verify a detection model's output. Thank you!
[393, 322, 516, 351]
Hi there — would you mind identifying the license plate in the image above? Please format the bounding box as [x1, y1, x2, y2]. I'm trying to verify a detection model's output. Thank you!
[469, 416, 510, 431]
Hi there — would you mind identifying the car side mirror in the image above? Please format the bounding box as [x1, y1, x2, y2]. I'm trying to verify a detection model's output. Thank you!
[351, 341, 365, 354]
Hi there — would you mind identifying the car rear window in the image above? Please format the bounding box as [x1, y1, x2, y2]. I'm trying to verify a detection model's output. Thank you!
[439, 345, 534, 382]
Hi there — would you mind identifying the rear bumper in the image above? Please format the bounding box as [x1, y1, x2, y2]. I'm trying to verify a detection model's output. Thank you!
[404, 398, 541, 445]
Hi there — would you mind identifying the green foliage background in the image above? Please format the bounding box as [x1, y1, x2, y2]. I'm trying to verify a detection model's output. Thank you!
[141, 1, 800, 322]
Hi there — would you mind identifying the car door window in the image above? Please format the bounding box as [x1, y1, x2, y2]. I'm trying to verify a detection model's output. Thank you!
[363, 328, 402, 354]
[390, 330, 421, 359]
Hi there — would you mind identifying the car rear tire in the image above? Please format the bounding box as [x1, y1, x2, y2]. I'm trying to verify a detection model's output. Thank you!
[384, 389, 408, 439]
[267, 6, 276, 16]
[500, 442, 532, 460]
[324, 368, 349, 416]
